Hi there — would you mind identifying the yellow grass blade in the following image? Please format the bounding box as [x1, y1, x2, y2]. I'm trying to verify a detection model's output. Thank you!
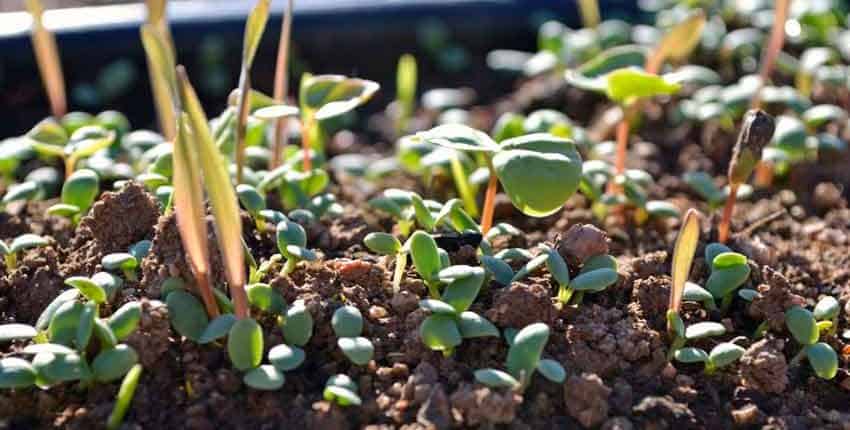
[141, 21, 177, 141]
[26, 0, 66, 119]
[235, 0, 271, 182]
[646, 10, 705, 74]
[669, 208, 701, 314]
[270, 0, 295, 169]
[176, 66, 249, 318]
[173, 113, 219, 317]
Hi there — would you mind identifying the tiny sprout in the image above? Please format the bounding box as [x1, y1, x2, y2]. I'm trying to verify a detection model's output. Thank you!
[703, 244, 751, 312]
[418, 266, 498, 356]
[674, 342, 746, 375]
[106, 364, 142, 430]
[237, 184, 268, 229]
[27, 122, 116, 180]
[332, 306, 374, 366]
[276, 220, 316, 274]
[364, 232, 406, 293]
[102, 253, 139, 282]
[395, 53, 418, 135]
[813, 296, 839, 337]
[0, 234, 49, 270]
[785, 306, 838, 379]
[542, 246, 618, 305]
[2, 181, 44, 210]
[47, 168, 100, 224]
[324, 374, 361, 407]
[719, 109, 775, 243]
[407, 231, 444, 298]
[668, 209, 701, 334]
[476, 323, 564, 391]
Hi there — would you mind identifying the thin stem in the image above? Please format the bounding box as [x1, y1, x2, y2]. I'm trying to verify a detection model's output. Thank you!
[234, 71, 251, 183]
[194, 270, 220, 319]
[449, 154, 479, 218]
[270, 0, 294, 169]
[27, 0, 67, 119]
[753, 320, 769, 339]
[789, 348, 806, 367]
[64, 156, 75, 180]
[229, 282, 249, 319]
[751, 0, 790, 109]
[426, 281, 440, 299]
[5, 254, 17, 271]
[479, 162, 499, 234]
[754, 161, 773, 187]
[301, 114, 313, 171]
[283, 257, 297, 275]
[392, 252, 407, 294]
[607, 115, 631, 194]
[667, 336, 686, 360]
[718, 183, 738, 244]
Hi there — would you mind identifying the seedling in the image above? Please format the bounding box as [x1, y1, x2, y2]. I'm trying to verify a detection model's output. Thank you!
[26, 0, 67, 119]
[46, 168, 100, 225]
[324, 374, 361, 407]
[698, 243, 751, 312]
[332, 306, 374, 365]
[580, 161, 680, 222]
[540, 245, 618, 305]
[237, 184, 268, 230]
[368, 189, 443, 236]
[416, 125, 583, 232]
[234, 0, 271, 183]
[718, 109, 775, 243]
[27, 121, 116, 179]
[269, 0, 295, 169]
[418, 266, 499, 356]
[395, 54, 418, 135]
[673, 340, 746, 375]
[298, 74, 380, 170]
[106, 364, 142, 430]
[101, 253, 140, 282]
[475, 323, 565, 390]
[1, 181, 44, 210]
[276, 219, 317, 275]
[785, 306, 838, 379]
[682, 171, 752, 211]
[667, 209, 700, 335]
[363, 232, 407, 293]
[813, 296, 840, 337]
[0, 234, 49, 270]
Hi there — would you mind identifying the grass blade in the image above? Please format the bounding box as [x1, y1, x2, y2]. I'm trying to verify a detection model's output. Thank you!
[645, 10, 705, 74]
[176, 66, 249, 318]
[26, 0, 66, 119]
[271, 0, 295, 169]
[141, 2, 177, 141]
[173, 113, 219, 318]
[235, 0, 271, 182]
[669, 208, 701, 316]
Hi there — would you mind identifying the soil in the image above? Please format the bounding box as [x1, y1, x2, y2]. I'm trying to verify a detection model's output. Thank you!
[2, 56, 850, 430]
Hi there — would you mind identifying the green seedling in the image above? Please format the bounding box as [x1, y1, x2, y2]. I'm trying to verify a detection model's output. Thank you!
[27, 121, 116, 180]
[813, 296, 840, 337]
[580, 161, 680, 222]
[407, 231, 448, 298]
[106, 364, 142, 430]
[395, 54, 418, 135]
[785, 306, 838, 379]
[368, 188, 443, 236]
[237, 184, 268, 230]
[534, 245, 618, 305]
[276, 220, 316, 275]
[418, 266, 498, 356]
[667, 209, 700, 337]
[324, 374, 361, 407]
[702, 243, 751, 312]
[298, 74, 380, 170]
[0, 234, 49, 270]
[46, 168, 100, 225]
[718, 109, 775, 243]
[1, 181, 44, 210]
[682, 171, 752, 211]
[364, 232, 407, 293]
[416, 125, 583, 232]
[26, 0, 67, 119]
[332, 306, 374, 365]
[101, 253, 140, 282]
[475, 323, 565, 390]
[673, 340, 746, 374]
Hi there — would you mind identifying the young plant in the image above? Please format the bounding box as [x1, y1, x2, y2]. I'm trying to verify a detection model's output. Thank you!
[237, 183, 268, 230]
[332, 306, 374, 366]
[234, 0, 271, 183]
[580, 161, 680, 222]
[276, 219, 316, 275]
[368, 188, 442, 236]
[813, 296, 840, 337]
[269, 0, 295, 169]
[106, 364, 142, 430]
[0, 234, 49, 270]
[673, 338, 745, 375]
[298, 74, 380, 170]
[718, 109, 775, 243]
[363, 232, 407, 293]
[667, 209, 700, 336]
[475, 323, 565, 390]
[682, 171, 752, 211]
[324, 374, 361, 407]
[46, 168, 100, 225]
[27, 121, 116, 179]
[418, 265, 499, 356]
[416, 125, 583, 233]
[785, 306, 838, 380]
[395, 53, 418, 135]
[700, 243, 751, 312]
[176, 66, 249, 319]
[542, 246, 618, 305]
[26, 0, 67, 119]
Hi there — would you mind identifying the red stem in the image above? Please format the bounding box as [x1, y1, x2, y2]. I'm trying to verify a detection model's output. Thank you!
[718, 183, 738, 244]
[480, 164, 499, 234]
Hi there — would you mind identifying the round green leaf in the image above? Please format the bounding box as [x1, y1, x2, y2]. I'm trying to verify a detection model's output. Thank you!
[363, 232, 402, 255]
[276, 220, 307, 249]
[0, 357, 37, 388]
[537, 358, 566, 383]
[806, 342, 838, 380]
[674, 347, 709, 363]
[253, 104, 299, 120]
[108, 302, 142, 341]
[474, 368, 520, 388]
[227, 318, 264, 371]
[420, 314, 462, 352]
[682, 282, 714, 303]
[65, 276, 107, 304]
[246, 283, 285, 314]
[23, 343, 76, 355]
[711, 252, 747, 270]
[268, 344, 305, 371]
[480, 255, 514, 287]
[506, 323, 550, 383]
[785, 306, 818, 345]
[332, 306, 364, 338]
[457, 312, 499, 339]
[199, 314, 238, 344]
[570, 268, 618, 292]
[94, 318, 118, 350]
[323, 385, 362, 407]
[33, 351, 86, 386]
[76, 302, 96, 351]
[338, 337, 374, 365]
[813, 296, 839, 321]
[244, 364, 286, 390]
[237, 184, 266, 215]
[8, 234, 48, 254]
[418, 299, 458, 315]
[48, 301, 85, 346]
[685, 321, 726, 340]
[704, 243, 732, 266]
[706, 265, 751, 299]
[92, 344, 138, 383]
[62, 169, 99, 213]
[166, 290, 210, 342]
[441, 267, 485, 313]
[415, 124, 499, 153]
[282, 301, 313, 347]
[408, 231, 440, 282]
[708, 342, 745, 369]
[0, 323, 38, 342]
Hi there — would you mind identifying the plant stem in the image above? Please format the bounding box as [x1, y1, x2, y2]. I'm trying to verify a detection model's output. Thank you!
[27, 0, 67, 119]
[4, 254, 16, 271]
[608, 114, 631, 194]
[479, 162, 499, 234]
[64, 156, 75, 180]
[426, 281, 440, 299]
[392, 252, 407, 294]
[301, 114, 313, 171]
[270, 0, 294, 169]
[720, 292, 734, 314]
[195, 270, 220, 318]
[789, 347, 806, 367]
[718, 183, 738, 244]
[557, 285, 574, 304]
[751, 0, 790, 109]
[234, 71, 251, 183]
[449, 154, 479, 218]
[283, 257, 297, 275]
[667, 336, 686, 360]
[577, 0, 600, 29]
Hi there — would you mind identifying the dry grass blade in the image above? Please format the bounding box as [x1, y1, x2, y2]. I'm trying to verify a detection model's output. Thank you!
[669, 208, 701, 315]
[645, 10, 705, 74]
[271, 0, 295, 169]
[173, 113, 219, 318]
[26, 0, 66, 119]
[235, 0, 271, 182]
[577, 0, 600, 29]
[176, 66, 249, 318]
[140, 24, 177, 140]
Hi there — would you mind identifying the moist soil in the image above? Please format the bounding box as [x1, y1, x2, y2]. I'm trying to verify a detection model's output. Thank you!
[1, 73, 850, 429]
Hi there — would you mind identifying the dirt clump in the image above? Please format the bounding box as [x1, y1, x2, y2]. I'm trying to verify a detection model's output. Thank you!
[748, 267, 805, 331]
[739, 338, 788, 394]
[564, 372, 612, 428]
[449, 383, 521, 426]
[557, 223, 610, 265]
[485, 280, 558, 328]
[1, 245, 64, 323]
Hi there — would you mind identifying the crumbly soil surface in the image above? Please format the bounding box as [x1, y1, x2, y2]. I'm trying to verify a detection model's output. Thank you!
[1, 76, 850, 429]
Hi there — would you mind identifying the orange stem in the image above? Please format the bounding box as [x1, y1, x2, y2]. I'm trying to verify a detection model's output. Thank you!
[607, 117, 631, 194]
[301, 115, 312, 171]
[480, 164, 499, 234]
[718, 183, 738, 244]
[195, 270, 221, 319]
[270, 0, 294, 169]
[751, 0, 789, 109]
